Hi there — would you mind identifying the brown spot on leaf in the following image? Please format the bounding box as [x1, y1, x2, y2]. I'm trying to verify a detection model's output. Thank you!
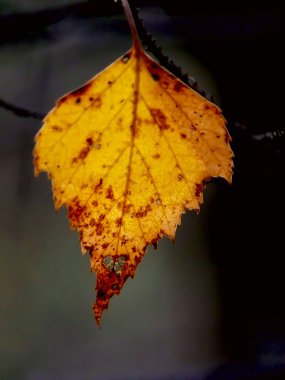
[96, 223, 104, 235]
[94, 178, 103, 192]
[83, 243, 92, 251]
[224, 133, 230, 143]
[78, 147, 89, 160]
[151, 73, 160, 81]
[123, 204, 132, 213]
[98, 214, 105, 222]
[135, 204, 152, 218]
[150, 109, 170, 130]
[173, 82, 184, 92]
[152, 153, 160, 159]
[90, 218, 95, 227]
[52, 125, 62, 132]
[180, 133, 187, 139]
[178, 174, 183, 181]
[162, 81, 169, 88]
[68, 200, 86, 225]
[57, 95, 68, 105]
[92, 200, 98, 207]
[86, 137, 93, 146]
[97, 290, 106, 300]
[72, 82, 92, 97]
[72, 139, 94, 164]
[195, 183, 204, 197]
[75, 97, 81, 104]
[91, 95, 102, 108]
[116, 218, 122, 226]
[106, 186, 114, 200]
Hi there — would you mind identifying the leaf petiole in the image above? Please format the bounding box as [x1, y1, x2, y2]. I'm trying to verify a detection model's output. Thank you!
[121, 0, 141, 52]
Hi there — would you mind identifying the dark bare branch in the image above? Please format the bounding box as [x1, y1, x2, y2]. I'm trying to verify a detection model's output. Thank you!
[0, 98, 44, 120]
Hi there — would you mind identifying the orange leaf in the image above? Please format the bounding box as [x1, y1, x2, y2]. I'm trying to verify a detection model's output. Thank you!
[33, 0, 233, 324]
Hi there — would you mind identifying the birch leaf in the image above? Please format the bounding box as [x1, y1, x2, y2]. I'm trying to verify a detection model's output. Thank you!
[34, 0, 233, 324]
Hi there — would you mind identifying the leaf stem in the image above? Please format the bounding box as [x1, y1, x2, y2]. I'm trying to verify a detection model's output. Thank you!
[121, 0, 141, 52]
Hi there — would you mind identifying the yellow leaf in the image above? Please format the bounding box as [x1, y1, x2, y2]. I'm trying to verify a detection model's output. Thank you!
[34, 0, 233, 324]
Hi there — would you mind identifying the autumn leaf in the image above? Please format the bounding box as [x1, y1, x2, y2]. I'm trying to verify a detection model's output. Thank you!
[33, 0, 233, 324]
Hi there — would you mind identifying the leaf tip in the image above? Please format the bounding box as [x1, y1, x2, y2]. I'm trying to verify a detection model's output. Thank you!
[93, 304, 103, 327]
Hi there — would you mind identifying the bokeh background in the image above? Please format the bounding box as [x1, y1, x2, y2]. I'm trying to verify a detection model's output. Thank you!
[0, 1, 284, 380]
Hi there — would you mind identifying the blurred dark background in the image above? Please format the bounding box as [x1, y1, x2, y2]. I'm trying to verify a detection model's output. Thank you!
[0, 1, 284, 380]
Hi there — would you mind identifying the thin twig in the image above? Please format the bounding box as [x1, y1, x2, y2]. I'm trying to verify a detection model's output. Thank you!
[0, 98, 44, 120]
